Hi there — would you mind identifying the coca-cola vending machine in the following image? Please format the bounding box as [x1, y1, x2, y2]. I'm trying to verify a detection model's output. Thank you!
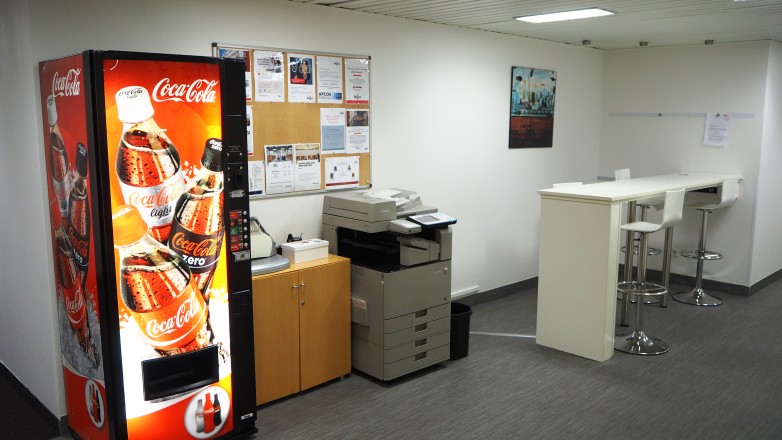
[38, 51, 256, 440]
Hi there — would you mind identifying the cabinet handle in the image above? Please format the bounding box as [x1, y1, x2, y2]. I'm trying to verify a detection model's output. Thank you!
[301, 300, 305, 305]
[299, 282, 306, 287]
[292, 284, 299, 289]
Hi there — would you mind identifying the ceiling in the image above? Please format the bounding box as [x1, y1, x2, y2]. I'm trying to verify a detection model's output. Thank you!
[287, 0, 782, 49]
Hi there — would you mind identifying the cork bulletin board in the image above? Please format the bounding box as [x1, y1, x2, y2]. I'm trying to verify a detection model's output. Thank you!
[213, 43, 371, 198]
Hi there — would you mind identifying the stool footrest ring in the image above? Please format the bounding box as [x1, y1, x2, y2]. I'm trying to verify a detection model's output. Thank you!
[617, 281, 667, 297]
[621, 245, 662, 256]
[680, 249, 723, 260]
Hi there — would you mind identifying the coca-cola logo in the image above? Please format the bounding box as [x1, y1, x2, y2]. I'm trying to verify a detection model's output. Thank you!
[68, 228, 90, 263]
[152, 78, 218, 103]
[146, 297, 199, 338]
[126, 182, 180, 210]
[65, 290, 85, 317]
[52, 69, 81, 97]
[116, 86, 144, 99]
[170, 232, 219, 258]
[208, 138, 222, 151]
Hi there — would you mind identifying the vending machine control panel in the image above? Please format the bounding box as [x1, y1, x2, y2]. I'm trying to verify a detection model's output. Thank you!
[229, 209, 251, 262]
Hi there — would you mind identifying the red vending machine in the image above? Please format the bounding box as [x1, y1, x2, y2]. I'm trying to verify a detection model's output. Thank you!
[39, 51, 256, 440]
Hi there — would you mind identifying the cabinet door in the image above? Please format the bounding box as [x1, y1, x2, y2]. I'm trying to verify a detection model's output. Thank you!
[252, 272, 301, 405]
[298, 260, 351, 390]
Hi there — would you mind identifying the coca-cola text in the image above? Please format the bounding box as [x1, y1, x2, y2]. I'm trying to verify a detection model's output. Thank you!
[52, 68, 81, 97]
[152, 78, 218, 103]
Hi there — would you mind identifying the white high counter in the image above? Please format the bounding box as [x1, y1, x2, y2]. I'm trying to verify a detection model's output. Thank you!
[536, 172, 741, 362]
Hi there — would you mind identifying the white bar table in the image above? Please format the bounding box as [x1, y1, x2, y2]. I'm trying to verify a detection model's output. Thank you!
[536, 172, 740, 362]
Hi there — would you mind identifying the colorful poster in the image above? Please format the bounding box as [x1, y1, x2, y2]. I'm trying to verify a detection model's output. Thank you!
[288, 53, 315, 103]
[509, 66, 556, 148]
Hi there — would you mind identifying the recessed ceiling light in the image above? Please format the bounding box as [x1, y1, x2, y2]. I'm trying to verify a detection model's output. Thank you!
[515, 8, 614, 24]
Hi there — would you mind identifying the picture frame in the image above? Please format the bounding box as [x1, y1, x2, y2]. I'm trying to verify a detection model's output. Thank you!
[509, 66, 556, 148]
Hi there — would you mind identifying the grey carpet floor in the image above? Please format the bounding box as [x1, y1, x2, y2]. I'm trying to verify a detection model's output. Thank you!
[252, 281, 782, 440]
[44, 278, 781, 439]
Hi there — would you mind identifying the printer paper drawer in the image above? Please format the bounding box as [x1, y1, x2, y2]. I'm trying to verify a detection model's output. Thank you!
[385, 303, 450, 334]
[384, 344, 450, 380]
[384, 331, 450, 364]
[383, 316, 450, 349]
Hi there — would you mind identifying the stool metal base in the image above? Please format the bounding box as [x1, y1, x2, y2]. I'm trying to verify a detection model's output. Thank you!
[671, 287, 723, 306]
[615, 331, 670, 355]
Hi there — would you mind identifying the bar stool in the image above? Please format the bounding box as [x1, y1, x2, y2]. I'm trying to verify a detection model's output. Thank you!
[615, 189, 685, 355]
[671, 177, 740, 306]
[614, 169, 665, 323]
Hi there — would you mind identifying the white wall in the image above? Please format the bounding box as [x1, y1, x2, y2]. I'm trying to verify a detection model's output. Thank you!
[599, 42, 772, 286]
[751, 41, 782, 284]
[0, 0, 66, 417]
[4, 0, 604, 416]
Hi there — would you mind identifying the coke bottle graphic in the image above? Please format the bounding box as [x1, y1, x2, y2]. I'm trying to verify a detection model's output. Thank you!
[47, 95, 72, 225]
[168, 138, 224, 298]
[112, 204, 212, 356]
[51, 199, 95, 364]
[195, 398, 205, 433]
[68, 142, 91, 287]
[212, 393, 222, 427]
[115, 86, 184, 243]
[203, 392, 215, 433]
[93, 385, 102, 424]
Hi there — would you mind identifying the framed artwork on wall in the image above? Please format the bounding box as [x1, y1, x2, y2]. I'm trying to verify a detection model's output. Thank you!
[509, 66, 556, 148]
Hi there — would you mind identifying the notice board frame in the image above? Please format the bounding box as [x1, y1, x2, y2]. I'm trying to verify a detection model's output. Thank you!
[213, 42, 372, 199]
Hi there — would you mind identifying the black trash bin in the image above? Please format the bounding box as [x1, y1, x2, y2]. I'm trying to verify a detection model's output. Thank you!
[450, 302, 472, 360]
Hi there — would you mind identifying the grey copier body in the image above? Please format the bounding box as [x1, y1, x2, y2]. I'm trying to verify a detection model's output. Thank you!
[322, 189, 454, 381]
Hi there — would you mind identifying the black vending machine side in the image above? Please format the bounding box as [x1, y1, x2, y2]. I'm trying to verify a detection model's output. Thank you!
[220, 57, 258, 437]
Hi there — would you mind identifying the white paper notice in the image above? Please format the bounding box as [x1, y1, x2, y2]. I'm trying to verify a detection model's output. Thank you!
[246, 105, 254, 156]
[288, 53, 316, 103]
[294, 143, 322, 192]
[253, 50, 284, 102]
[321, 108, 346, 153]
[703, 112, 730, 147]
[217, 48, 252, 101]
[346, 109, 369, 154]
[345, 58, 369, 104]
[249, 161, 265, 196]
[316, 56, 343, 103]
[264, 145, 294, 194]
[325, 156, 360, 189]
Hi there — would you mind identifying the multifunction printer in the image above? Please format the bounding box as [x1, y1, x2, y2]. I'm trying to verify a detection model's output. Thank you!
[322, 189, 456, 380]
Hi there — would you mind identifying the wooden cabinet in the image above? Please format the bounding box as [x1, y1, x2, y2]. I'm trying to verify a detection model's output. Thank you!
[251, 255, 351, 405]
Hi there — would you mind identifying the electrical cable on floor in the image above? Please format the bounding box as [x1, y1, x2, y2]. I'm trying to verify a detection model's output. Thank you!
[470, 331, 536, 339]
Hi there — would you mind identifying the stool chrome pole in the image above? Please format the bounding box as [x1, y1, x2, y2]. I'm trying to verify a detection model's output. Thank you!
[620, 201, 636, 327]
[615, 233, 669, 355]
[671, 209, 723, 306]
[659, 227, 674, 308]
